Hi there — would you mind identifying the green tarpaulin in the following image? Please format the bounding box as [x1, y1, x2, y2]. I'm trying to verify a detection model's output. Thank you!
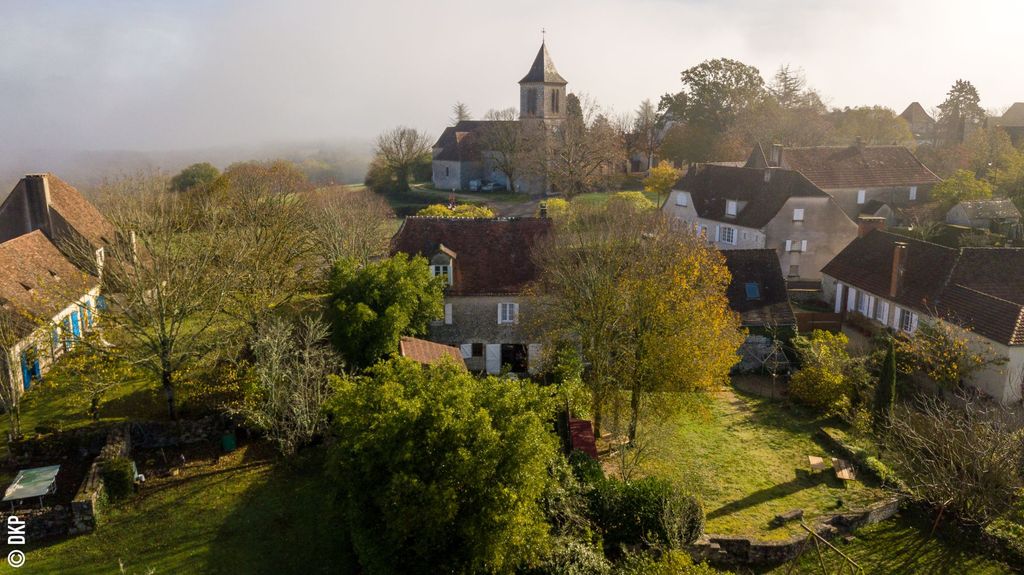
[3, 465, 60, 502]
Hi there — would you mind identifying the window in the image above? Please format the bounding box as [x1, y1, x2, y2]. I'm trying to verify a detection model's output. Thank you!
[498, 302, 519, 325]
[745, 282, 761, 300]
[551, 90, 559, 113]
[445, 166, 450, 177]
[875, 299, 888, 322]
[856, 291, 868, 315]
[793, 208, 805, 221]
[725, 200, 738, 216]
[431, 264, 452, 285]
[471, 343, 484, 357]
[898, 308, 915, 332]
[909, 186, 917, 201]
[720, 226, 735, 244]
[788, 265, 800, 277]
[526, 88, 537, 115]
[800, 239, 808, 252]
[857, 189, 866, 204]
[786, 239, 804, 252]
[675, 192, 688, 207]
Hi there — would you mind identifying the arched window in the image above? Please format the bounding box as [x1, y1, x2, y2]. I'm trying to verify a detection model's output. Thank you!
[551, 90, 559, 113]
[526, 89, 537, 115]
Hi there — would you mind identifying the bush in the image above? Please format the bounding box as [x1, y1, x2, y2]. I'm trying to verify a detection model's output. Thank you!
[613, 550, 728, 575]
[102, 457, 135, 502]
[416, 203, 495, 218]
[789, 330, 868, 417]
[570, 450, 605, 485]
[589, 477, 704, 553]
[528, 537, 611, 575]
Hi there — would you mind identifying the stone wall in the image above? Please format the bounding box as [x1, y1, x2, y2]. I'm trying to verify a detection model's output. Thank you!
[70, 423, 132, 535]
[0, 506, 73, 543]
[129, 416, 219, 449]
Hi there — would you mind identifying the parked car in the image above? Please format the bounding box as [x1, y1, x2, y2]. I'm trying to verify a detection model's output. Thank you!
[469, 179, 482, 191]
[481, 181, 507, 192]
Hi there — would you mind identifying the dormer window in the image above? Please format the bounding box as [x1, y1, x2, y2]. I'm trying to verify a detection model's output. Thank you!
[431, 264, 452, 286]
[726, 200, 737, 217]
[745, 282, 761, 300]
[675, 192, 688, 207]
[793, 208, 805, 221]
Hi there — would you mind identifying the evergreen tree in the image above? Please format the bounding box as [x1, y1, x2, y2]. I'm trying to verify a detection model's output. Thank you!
[873, 337, 897, 431]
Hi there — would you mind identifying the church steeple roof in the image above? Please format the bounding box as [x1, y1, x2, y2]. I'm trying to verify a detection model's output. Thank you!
[519, 42, 567, 85]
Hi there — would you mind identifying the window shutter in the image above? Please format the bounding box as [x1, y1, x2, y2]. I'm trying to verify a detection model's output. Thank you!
[785, 239, 792, 252]
[891, 307, 901, 329]
[512, 303, 520, 324]
[847, 288, 856, 311]
[867, 296, 875, 318]
[497, 304, 503, 324]
[444, 303, 453, 325]
[527, 344, 542, 374]
[909, 186, 917, 201]
[800, 240, 807, 252]
[715, 226, 721, 242]
[857, 189, 866, 204]
[834, 283, 844, 313]
[910, 313, 919, 333]
[459, 344, 472, 359]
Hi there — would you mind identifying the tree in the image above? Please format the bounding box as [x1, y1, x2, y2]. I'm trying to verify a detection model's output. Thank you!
[0, 309, 25, 439]
[451, 101, 471, 124]
[895, 319, 1005, 391]
[416, 203, 495, 218]
[326, 254, 444, 369]
[930, 169, 993, 208]
[169, 162, 220, 194]
[884, 394, 1024, 525]
[661, 58, 766, 131]
[964, 127, 1024, 199]
[326, 357, 558, 574]
[533, 205, 741, 442]
[49, 336, 140, 421]
[373, 126, 432, 192]
[829, 106, 915, 147]
[633, 99, 660, 171]
[306, 186, 393, 270]
[544, 95, 624, 196]
[66, 174, 227, 419]
[788, 330, 868, 417]
[218, 161, 316, 340]
[478, 108, 529, 192]
[235, 315, 340, 456]
[768, 65, 807, 109]
[873, 336, 897, 431]
[936, 80, 986, 147]
[642, 162, 680, 207]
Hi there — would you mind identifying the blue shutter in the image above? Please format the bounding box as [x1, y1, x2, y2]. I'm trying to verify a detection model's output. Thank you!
[96, 295, 107, 310]
[71, 312, 81, 338]
[20, 354, 31, 391]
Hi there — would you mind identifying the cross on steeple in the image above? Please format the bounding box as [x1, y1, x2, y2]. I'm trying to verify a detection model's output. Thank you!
[541, 28, 545, 43]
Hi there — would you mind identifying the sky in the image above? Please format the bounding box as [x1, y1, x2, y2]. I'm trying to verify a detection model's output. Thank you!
[1, 0, 1022, 154]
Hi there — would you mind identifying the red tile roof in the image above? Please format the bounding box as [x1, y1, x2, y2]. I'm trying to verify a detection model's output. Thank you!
[391, 217, 552, 296]
[399, 336, 466, 368]
[775, 145, 940, 190]
[44, 174, 115, 248]
[822, 230, 1024, 345]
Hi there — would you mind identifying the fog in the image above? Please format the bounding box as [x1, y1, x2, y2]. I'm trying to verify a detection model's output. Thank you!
[1, 0, 1021, 184]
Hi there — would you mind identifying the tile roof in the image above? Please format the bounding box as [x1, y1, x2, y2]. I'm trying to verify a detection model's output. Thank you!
[954, 198, 1022, 221]
[720, 249, 796, 328]
[519, 42, 567, 85]
[390, 217, 552, 296]
[899, 102, 935, 125]
[774, 145, 941, 189]
[45, 174, 116, 248]
[821, 230, 1024, 345]
[432, 121, 509, 163]
[399, 336, 466, 368]
[0, 230, 99, 337]
[676, 164, 829, 228]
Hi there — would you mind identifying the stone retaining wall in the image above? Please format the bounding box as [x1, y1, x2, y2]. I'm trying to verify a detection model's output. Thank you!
[70, 423, 131, 536]
[129, 416, 220, 449]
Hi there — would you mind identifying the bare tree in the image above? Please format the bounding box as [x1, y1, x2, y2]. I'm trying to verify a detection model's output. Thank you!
[884, 394, 1024, 526]
[634, 99, 660, 171]
[479, 108, 529, 192]
[306, 186, 394, 270]
[374, 126, 432, 192]
[234, 315, 340, 456]
[451, 101, 471, 124]
[543, 94, 623, 196]
[0, 309, 25, 440]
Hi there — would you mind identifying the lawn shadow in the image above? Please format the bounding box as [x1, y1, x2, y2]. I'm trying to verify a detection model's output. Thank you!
[706, 468, 841, 522]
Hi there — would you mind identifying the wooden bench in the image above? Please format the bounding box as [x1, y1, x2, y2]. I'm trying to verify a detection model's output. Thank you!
[807, 455, 829, 473]
[832, 457, 857, 481]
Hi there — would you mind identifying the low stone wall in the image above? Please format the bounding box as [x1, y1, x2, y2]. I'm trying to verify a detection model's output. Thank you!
[691, 497, 904, 567]
[69, 423, 132, 536]
[0, 506, 73, 543]
[129, 416, 220, 449]
[8, 425, 113, 463]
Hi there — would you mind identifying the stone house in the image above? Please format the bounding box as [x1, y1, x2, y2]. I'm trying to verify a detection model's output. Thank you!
[745, 142, 941, 224]
[946, 198, 1023, 240]
[720, 249, 796, 372]
[899, 102, 936, 145]
[390, 217, 551, 374]
[822, 228, 1024, 404]
[431, 41, 567, 194]
[662, 164, 858, 282]
[0, 174, 114, 398]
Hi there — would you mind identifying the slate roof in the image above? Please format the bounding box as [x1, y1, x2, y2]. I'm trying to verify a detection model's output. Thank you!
[720, 249, 796, 328]
[955, 198, 1022, 221]
[0, 230, 99, 338]
[675, 164, 829, 228]
[399, 336, 466, 368]
[899, 102, 935, 125]
[519, 42, 567, 85]
[821, 230, 1024, 345]
[390, 217, 552, 296]
[432, 121, 509, 163]
[766, 145, 941, 189]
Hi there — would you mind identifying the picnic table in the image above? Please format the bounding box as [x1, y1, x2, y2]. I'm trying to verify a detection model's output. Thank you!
[807, 455, 829, 472]
[3, 465, 60, 509]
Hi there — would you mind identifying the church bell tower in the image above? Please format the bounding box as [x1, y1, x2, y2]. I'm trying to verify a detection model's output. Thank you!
[519, 40, 567, 126]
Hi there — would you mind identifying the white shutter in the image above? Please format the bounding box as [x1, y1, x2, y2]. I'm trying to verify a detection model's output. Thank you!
[785, 239, 792, 252]
[800, 240, 807, 252]
[880, 301, 889, 324]
[459, 344, 472, 359]
[485, 344, 501, 374]
[891, 307, 901, 329]
[527, 344, 543, 374]
[910, 313, 919, 333]
[909, 186, 917, 201]
[444, 303, 453, 325]
[857, 189, 866, 204]
[834, 283, 844, 313]
[715, 226, 721, 242]
[867, 296, 876, 318]
[847, 287, 856, 312]
[497, 304, 503, 324]
[512, 303, 520, 324]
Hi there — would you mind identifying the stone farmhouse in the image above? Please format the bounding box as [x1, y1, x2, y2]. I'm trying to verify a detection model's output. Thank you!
[744, 142, 941, 225]
[390, 217, 551, 374]
[431, 42, 568, 194]
[946, 198, 1023, 241]
[662, 164, 857, 283]
[720, 249, 796, 372]
[822, 228, 1024, 404]
[0, 174, 113, 397]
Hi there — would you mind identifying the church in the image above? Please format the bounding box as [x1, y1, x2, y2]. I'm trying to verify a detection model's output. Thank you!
[431, 41, 568, 194]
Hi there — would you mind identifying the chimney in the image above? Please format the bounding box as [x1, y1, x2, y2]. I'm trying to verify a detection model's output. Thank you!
[769, 143, 783, 167]
[23, 174, 54, 240]
[539, 201, 548, 218]
[857, 216, 886, 238]
[889, 242, 908, 298]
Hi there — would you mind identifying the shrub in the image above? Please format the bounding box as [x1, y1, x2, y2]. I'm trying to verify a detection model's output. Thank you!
[607, 192, 655, 212]
[789, 330, 868, 417]
[613, 550, 728, 575]
[528, 537, 611, 575]
[102, 457, 135, 502]
[570, 450, 605, 485]
[416, 203, 495, 218]
[589, 477, 704, 553]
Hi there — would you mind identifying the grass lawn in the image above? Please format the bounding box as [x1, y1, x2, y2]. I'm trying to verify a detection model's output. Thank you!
[767, 512, 1015, 574]
[639, 388, 888, 540]
[5, 444, 348, 575]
